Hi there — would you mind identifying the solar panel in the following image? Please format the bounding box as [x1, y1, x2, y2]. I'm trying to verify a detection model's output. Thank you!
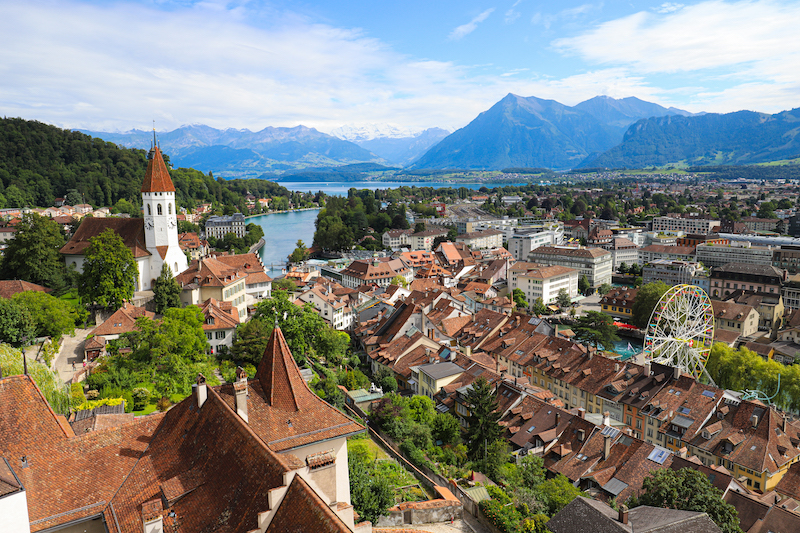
[647, 447, 670, 465]
[600, 426, 620, 438]
[702, 390, 715, 398]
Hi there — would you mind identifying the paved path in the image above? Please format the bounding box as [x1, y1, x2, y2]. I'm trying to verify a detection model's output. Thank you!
[378, 514, 489, 533]
[54, 327, 93, 384]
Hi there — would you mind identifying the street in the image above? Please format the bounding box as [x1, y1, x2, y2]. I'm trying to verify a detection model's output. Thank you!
[53, 327, 92, 384]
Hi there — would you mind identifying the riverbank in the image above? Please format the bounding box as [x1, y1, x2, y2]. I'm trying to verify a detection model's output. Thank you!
[248, 209, 320, 276]
[245, 206, 320, 220]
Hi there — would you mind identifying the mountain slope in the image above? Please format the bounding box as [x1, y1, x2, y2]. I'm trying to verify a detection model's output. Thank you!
[582, 108, 800, 168]
[81, 124, 381, 177]
[355, 128, 451, 165]
[410, 94, 621, 170]
[573, 96, 693, 130]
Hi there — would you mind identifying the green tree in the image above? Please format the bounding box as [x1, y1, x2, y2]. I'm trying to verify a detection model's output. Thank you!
[431, 412, 461, 446]
[0, 214, 67, 292]
[572, 311, 620, 350]
[629, 468, 743, 533]
[578, 274, 590, 295]
[0, 298, 36, 346]
[12, 291, 81, 340]
[152, 263, 181, 314]
[230, 319, 272, 365]
[464, 376, 503, 462]
[512, 288, 529, 310]
[556, 288, 571, 309]
[78, 229, 138, 311]
[618, 262, 628, 274]
[532, 297, 547, 316]
[631, 281, 670, 329]
[598, 283, 613, 295]
[414, 222, 426, 233]
[272, 278, 297, 293]
[391, 274, 409, 288]
[348, 449, 394, 523]
[535, 474, 585, 516]
[288, 239, 309, 263]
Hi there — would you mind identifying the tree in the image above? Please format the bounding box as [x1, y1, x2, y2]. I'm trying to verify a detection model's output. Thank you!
[231, 319, 273, 365]
[556, 288, 572, 309]
[414, 222, 426, 233]
[348, 448, 394, 523]
[0, 214, 68, 292]
[629, 468, 743, 533]
[272, 278, 297, 293]
[0, 299, 36, 346]
[464, 376, 503, 462]
[532, 297, 547, 316]
[431, 412, 461, 446]
[78, 229, 138, 311]
[512, 288, 528, 310]
[578, 274, 590, 295]
[288, 239, 309, 263]
[573, 311, 619, 350]
[631, 281, 670, 329]
[390, 274, 408, 288]
[152, 263, 181, 314]
[12, 291, 82, 340]
[535, 474, 585, 516]
[598, 283, 613, 295]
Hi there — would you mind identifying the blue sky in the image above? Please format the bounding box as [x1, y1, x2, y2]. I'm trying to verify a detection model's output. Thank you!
[1, 0, 798, 133]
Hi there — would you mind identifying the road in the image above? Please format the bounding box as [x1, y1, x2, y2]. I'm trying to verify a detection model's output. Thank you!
[54, 327, 92, 384]
[377, 513, 490, 533]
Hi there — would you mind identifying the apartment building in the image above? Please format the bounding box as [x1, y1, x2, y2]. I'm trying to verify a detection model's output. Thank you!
[638, 244, 696, 265]
[509, 262, 578, 306]
[526, 246, 612, 290]
[382, 228, 414, 248]
[456, 229, 504, 250]
[709, 263, 784, 298]
[601, 237, 638, 271]
[652, 216, 720, 234]
[205, 213, 246, 239]
[508, 230, 560, 261]
[409, 228, 448, 251]
[642, 260, 709, 289]
[340, 257, 412, 288]
[696, 241, 776, 269]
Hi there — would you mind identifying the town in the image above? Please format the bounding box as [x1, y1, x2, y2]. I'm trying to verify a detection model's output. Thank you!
[4, 144, 800, 533]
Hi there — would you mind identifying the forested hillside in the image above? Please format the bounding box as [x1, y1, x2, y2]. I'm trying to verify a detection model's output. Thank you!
[0, 118, 295, 211]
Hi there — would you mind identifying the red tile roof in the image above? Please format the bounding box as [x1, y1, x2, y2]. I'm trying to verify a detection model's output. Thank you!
[0, 280, 51, 298]
[141, 146, 175, 193]
[90, 303, 155, 337]
[60, 217, 150, 258]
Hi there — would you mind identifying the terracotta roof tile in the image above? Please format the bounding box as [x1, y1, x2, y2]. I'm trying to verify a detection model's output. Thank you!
[140, 146, 175, 192]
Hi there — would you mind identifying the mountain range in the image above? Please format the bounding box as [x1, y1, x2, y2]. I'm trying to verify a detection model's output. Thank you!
[80, 95, 800, 176]
[410, 94, 695, 170]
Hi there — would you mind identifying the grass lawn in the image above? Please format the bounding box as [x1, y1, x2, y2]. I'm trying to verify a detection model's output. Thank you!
[348, 436, 389, 461]
[132, 403, 158, 416]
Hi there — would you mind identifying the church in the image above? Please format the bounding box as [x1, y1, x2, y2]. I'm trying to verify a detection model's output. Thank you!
[60, 143, 188, 291]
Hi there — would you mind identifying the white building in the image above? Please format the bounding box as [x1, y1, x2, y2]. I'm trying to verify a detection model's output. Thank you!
[60, 145, 189, 291]
[456, 229, 504, 250]
[509, 262, 578, 305]
[602, 237, 639, 271]
[409, 228, 448, 251]
[340, 257, 412, 288]
[638, 244, 696, 265]
[382, 228, 414, 248]
[696, 241, 776, 269]
[652, 216, 720, 234]
[526, 246, 613, 290]
[642, 260, 709, 289]
[200, 298, 240, 355]
[205, 213, 246, 239]
[508, 230, 561, 261]
[296, 284, 356, 330]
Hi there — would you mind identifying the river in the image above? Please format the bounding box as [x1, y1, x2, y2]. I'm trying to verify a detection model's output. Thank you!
[274, 181, 528, 196]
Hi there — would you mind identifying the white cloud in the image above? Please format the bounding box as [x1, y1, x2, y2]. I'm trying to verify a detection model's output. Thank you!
[553, 0, 800, 112]
[532, 3, 598, 30]
[505, 0, 523, 23]
[655, 2, 684, 13]
[449, 8, 496, 40]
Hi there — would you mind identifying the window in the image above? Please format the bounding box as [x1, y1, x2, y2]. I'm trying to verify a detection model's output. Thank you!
[157, 203, 163, 215]
[215, 331, 226, 340]
[147, 204, 152, 215]
[206, 333, 212, 340]
[168, 203, 172, 215]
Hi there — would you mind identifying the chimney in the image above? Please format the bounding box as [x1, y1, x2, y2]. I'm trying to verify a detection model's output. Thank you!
[234, 366, 249, 423]
[673, 366, 681, 380]
[678, 446, 688, 458]
[614, 363, 620, 372]
[618, 505, 629, 525]
[603, 434, 612, 460]
[588, 347, 594, 360]
[751, 414, 759, 428]
[578, 429, 585, 441]
[193, 374, 207, 409]
[554, 413, 560, 427]
[578, 407, 585, 419]
[603, 411, 611, 427]
[644, 362, 651, 376]
[466, 346, 472, 357]
[783, 416, 788, 433]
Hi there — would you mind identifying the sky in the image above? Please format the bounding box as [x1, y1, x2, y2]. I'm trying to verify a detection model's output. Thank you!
[1, 0, 799, 134]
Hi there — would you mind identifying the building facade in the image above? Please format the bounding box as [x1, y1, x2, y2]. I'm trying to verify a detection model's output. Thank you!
[205, 213, 246, 239]
[652, 216, 720, 234]
[696, 242, 776, 269]
[526, 246, 613, 290]
[509, 263, 579, 306]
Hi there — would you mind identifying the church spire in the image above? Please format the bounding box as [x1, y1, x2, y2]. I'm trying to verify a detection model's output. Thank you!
[141, 143, 175, 193]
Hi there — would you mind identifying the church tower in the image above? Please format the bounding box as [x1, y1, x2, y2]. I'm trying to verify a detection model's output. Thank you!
[141, 140, 188, 280]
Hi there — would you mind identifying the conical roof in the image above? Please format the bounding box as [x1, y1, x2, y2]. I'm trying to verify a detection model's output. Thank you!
[255, 326, 310, 411]
[141, 146, 175, 193]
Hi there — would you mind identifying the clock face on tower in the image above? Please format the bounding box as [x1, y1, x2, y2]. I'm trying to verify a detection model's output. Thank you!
[145, 217, 154, 229]
[168, 218, 176, 229]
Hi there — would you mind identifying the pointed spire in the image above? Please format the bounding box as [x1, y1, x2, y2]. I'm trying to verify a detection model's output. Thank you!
[141, 145, 175, 193]
[255, 326, 312, 411]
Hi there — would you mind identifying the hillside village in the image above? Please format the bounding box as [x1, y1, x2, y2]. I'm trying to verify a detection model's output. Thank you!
[5, 145, 800, 533]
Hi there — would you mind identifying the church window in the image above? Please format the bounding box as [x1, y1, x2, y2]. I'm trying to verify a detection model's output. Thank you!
[147, 204, 152, 215]
[168, 203, 172, 215]
[157, 204, 163, 215]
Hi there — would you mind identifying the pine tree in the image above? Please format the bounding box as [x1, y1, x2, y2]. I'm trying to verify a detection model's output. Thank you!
[464, 376, 503, 461]
[153, 263, 182, 314]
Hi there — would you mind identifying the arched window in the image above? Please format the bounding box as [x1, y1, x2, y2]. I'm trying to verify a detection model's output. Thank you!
[168, 203, 172, 215]
[174, 262, 178, 273]
[147, 204, 152, 215]
[157, 203, 163, 215]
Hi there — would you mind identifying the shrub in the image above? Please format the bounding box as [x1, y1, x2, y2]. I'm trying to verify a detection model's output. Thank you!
[487, 485, 512, 505]
[131, 387, 151, 410]
[381, 375, 398, 393]
[122, 391, 134, 413]
[156, 396, 171, 411]
[69, 382, 85, 409]
[75, 397, 125, 411]
[86, 389, 100, 400]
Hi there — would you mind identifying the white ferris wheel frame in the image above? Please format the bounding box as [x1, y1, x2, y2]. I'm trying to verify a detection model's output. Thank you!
[643, 284, 716, 385]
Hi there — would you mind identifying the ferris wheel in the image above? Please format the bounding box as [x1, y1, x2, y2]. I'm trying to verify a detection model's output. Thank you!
[643, 284, 715, 385]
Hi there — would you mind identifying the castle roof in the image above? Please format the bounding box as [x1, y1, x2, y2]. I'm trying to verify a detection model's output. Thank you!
[141, 146, 175, 193]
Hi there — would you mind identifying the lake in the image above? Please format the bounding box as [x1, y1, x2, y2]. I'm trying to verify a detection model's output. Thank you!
[274, 181, 529, 196]
[249, 209, 320, 275]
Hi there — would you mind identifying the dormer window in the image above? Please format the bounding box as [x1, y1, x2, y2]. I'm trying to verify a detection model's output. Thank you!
[206, 317, 215, 325]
